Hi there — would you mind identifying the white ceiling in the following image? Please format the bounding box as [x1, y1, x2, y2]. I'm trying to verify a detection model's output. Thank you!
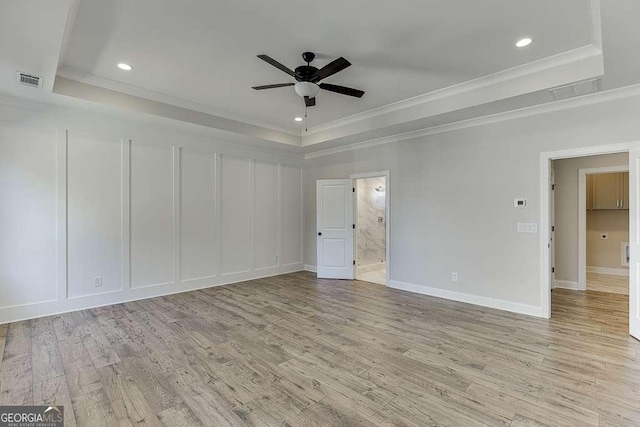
[4, 0, 640, 154]
[59, 0, 594, 133]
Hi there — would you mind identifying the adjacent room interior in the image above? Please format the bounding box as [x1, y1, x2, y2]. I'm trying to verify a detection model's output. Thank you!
[1, 0, 640, 425]
[553, 153, 630, 297]
[586, 170, 630, 294]
[355, 175, 387, 286]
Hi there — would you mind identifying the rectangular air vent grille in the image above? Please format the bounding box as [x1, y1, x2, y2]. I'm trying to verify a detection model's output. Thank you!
[549, 79, 599, 101]
[17, 72, 42, 88]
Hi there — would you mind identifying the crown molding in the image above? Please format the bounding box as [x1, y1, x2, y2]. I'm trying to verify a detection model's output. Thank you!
[56, 66, 301, 138]
[303, 0, 603, 140]
[53, 76, 302, 146]
[304, 83, 640, 160]
[302, 44, 602, 141]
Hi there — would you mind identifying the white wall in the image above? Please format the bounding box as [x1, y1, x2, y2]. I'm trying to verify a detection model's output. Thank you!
[553, 153, 628, 283]
[304, 94, 640, 316]
[0, 98, 303, 324]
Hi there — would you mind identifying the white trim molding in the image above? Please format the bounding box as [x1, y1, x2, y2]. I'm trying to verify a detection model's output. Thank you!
[0, 264, 304, 325]
[553, 280, 581, 290]
[305, 83, 640, 160]
[304, 264, 317, 273]
[587, 266, 629, 277]
[388, 280, 543, 318]
[303, 45, 603, 143]
[540, 141, 640, 319]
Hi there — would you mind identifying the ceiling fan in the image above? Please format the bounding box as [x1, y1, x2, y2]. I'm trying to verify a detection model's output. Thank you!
[252, 52, 365, 108]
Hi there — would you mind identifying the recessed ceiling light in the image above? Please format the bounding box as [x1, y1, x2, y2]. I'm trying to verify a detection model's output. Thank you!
[516, 38, 532, 48]
[294, 117, 303, 122]
[117, 63, 133, 71]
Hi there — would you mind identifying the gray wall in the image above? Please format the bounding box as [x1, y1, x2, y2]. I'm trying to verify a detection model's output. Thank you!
[304, 94, 640, 309]
[553, 153, 628, 283]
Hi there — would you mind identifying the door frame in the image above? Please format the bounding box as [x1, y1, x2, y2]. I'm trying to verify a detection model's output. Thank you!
[541, 142, 640, 319]
[577, 165, 629, 290]
[350, 171, 390, 286]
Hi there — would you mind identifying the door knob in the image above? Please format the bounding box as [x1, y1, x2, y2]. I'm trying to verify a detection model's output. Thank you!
[318, 232, 322, 236]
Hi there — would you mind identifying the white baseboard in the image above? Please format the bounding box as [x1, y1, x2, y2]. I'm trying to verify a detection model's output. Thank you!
[587, 266, 629, 277]
[0, 264, 304, 325]
[553, 279, 581, 290]
[304, 264, 317, 273]
[388, 279, 543, 318]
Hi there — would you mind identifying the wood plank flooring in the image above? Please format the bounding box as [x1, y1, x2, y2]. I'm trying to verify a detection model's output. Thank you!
[587, 272, 629, 295]
[1, 271, 639, 426]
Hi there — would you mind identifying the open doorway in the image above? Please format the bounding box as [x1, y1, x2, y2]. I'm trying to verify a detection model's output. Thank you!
[583, 168, 629, 294]
[353, 172, 388, 286]
[553, 156, 629, 295]
[542, 144, 640, 341]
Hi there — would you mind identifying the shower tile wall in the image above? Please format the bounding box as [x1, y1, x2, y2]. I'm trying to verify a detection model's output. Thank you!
[357, 177, 386, 269]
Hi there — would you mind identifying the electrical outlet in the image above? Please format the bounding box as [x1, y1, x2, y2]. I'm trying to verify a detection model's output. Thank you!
[451, 272, 458, 282]
[93, 276, 103, 287]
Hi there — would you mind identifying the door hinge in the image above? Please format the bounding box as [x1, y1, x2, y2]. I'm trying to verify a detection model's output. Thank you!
[552, 184, 555, 190]
[552, 226, 555, 232]
[353, 187, 355, 192]
[353, 260, 356, 265]
[552, 267, 555, 273]
[353, 224, 355, 229]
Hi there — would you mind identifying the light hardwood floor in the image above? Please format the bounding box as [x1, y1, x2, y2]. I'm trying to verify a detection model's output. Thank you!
[1, 272, 639, 426]
[587, 272, 629, 295]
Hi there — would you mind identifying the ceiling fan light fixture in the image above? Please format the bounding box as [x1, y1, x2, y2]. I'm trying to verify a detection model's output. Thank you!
[516, 38, 532, 48]
[294, 81, 320, 98]
[294, 117, 303, 122]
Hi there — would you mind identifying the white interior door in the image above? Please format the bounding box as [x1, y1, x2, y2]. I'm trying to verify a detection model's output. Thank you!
[629, 148, 640, 340]
[550, 163, 556, 289]
[316, 179, 354, 279]
[629, 148, 640, 339]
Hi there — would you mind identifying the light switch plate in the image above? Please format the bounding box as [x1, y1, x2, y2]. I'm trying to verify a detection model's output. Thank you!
[517, 223, 538, 233]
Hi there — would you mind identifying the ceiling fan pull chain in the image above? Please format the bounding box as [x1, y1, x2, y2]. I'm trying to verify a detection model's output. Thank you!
[305, 105, 308, 132]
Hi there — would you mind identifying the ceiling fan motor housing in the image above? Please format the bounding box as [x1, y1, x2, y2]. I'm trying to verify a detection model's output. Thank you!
[294, 65, 319, 82]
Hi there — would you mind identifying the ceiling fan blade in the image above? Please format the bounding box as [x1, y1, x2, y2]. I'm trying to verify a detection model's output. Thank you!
[304, 96, 316, 107]
[257, 55, 296, 77]
[319, 83, 364, 98]
[252, 83, 295, 90]
[313, 57, 351, 81]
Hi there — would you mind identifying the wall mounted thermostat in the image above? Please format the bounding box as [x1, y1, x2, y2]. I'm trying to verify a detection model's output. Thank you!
[514, 198, 527, 208]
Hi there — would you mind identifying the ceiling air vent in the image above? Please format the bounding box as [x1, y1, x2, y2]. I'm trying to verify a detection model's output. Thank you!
[549, 79, 599, 101]
[16, 72, 43, 88]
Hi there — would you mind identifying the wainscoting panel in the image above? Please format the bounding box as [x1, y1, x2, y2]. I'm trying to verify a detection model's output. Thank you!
[281, 164, 303, 266]
[0, 122, 58, 308]
[0, 99, 304, 324]
[67, 132, 124, 298]
[220, 154, 252, 275]
[253, 160, 279, 270]
[130, 143, 175, 288]
[180, 149, 216, 281]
